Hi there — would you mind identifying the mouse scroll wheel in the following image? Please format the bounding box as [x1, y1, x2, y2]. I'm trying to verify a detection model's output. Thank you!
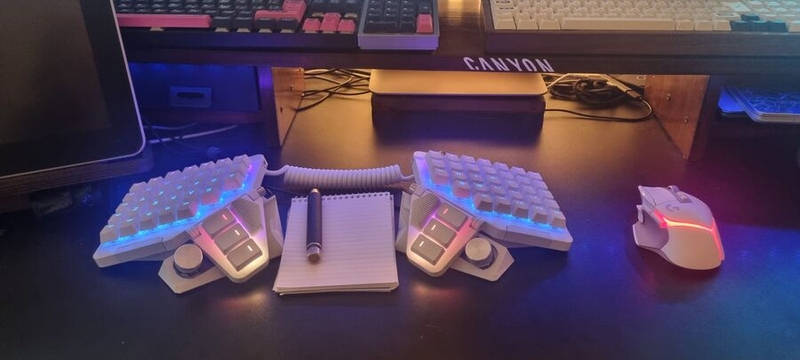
[667, 185, 692, 204]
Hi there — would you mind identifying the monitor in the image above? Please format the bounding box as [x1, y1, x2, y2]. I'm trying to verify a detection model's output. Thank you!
[0, 0, 145, 180]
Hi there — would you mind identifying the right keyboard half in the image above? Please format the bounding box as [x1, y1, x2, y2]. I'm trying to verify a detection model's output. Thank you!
[412, 150, 573, 251]
[483, 0, 800, 56]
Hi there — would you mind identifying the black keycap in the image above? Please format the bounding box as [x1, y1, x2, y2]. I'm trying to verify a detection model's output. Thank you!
[344, 0, 360, 13]
[741, 13, 760, 22]
[211, 15, 233, 28]
[310, 0, 328, 13]
[399, 20, 415, 33]
[254, 17, 276, 29]
[383, 10, 398, 19]
[327, 0, 344, 13]
[364, 20, 398, 32]
[276, 18, 300, 30]
[767, 20, 788, 32]
[417, 2, 430, 14]
[750, 20, 769, 32]
[730, 19, 750, 31]
[232, 16, 253, 28]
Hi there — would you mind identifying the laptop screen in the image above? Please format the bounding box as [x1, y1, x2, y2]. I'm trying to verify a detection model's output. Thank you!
[1, 0, 109, 144]
[0, 0, 145, 179]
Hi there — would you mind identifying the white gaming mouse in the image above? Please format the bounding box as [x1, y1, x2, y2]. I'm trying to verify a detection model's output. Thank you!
[633, 185, 725, 270]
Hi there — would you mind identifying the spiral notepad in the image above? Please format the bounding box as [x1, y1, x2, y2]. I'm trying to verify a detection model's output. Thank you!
[273, 192, 398, 295]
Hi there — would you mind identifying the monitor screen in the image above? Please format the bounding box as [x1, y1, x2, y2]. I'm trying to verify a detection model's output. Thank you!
[0, 0, 145, 179]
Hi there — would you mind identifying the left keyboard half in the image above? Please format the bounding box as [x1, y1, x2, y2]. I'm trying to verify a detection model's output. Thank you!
[93, 154, 268, 268]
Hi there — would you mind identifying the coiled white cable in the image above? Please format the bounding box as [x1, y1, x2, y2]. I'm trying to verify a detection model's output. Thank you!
[265, 165, 414, 189]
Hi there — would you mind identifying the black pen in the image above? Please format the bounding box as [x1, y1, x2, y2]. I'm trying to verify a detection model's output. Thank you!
[306, 188, 322, 263]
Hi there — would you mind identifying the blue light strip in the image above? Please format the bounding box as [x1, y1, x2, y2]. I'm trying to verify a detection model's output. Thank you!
[419, 169, 559, 232]
[101, 165, 255, 248]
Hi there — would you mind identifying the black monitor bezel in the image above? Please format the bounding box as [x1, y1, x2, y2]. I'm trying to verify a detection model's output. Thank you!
[0, 0, 145, 180]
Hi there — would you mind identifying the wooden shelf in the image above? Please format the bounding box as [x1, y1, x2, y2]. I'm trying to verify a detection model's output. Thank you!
[120, 0, 800, 161]
[123, 0, 800, 75]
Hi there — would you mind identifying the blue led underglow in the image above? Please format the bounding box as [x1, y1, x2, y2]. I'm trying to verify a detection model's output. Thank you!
[100, 166, 255, 249]
[420, 173, 560, 232]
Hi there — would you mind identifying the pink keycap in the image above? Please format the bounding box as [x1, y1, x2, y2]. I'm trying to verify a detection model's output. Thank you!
[282, 0, 307, 12]
[337, 19, 356, 33]
[320, 13, 342, 32]
[416, 14, 433, 33]
[255, 2, 306, 23]
[302, 18, 322, 32]
[116, 14, 212, 28]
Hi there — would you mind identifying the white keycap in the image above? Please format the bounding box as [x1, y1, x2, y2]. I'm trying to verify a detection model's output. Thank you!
[561, 16, 676, 30]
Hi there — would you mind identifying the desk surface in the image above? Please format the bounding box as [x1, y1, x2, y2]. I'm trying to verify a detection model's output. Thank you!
[2, 93, 800, 359]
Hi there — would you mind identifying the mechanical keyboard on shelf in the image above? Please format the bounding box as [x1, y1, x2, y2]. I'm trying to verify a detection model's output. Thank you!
[113, 0, 438, 50]
[357, 0, 439, 50]
[483, 0, 800, 56]
[725, 79, 800, 124]
[411, 150, 573, 251]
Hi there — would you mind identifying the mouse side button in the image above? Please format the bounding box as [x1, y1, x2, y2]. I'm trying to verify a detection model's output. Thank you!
[640, 186, 679, 206]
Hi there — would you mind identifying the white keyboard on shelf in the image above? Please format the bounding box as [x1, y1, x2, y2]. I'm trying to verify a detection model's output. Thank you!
[412, 150, 573, 251]
[489, 0, 800, 32]
[93, 154, 269, 268]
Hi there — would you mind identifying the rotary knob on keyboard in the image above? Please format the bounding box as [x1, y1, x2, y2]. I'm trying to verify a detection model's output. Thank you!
[464, 237, 496, 269]
[173, 243, 204, 277]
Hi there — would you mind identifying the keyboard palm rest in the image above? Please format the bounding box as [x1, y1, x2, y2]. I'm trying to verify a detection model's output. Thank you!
[405, 189, 481, 277]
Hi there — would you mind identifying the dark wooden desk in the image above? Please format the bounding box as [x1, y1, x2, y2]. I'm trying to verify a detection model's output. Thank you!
[2, 92, 799, 358]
